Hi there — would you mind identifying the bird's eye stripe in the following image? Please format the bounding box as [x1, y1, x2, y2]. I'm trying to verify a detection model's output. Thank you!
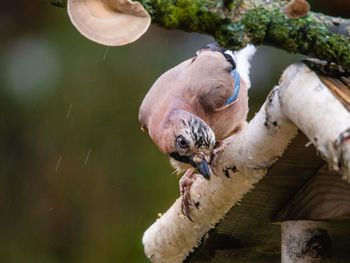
[169, 152, 193, 165]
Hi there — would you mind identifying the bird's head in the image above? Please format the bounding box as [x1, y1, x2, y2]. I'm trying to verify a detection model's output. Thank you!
[163, 111, 215, 180]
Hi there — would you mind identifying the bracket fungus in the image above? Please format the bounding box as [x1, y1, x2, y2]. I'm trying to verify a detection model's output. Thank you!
[285, 0, 310, 19]
[67, 0, 151, 46]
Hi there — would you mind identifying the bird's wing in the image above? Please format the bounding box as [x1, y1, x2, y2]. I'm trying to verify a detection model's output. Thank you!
[188, 51, 237, 112]
[233, 44, 256, 89]
[197, 76, 236, 112]
[191, 45, 256, 112]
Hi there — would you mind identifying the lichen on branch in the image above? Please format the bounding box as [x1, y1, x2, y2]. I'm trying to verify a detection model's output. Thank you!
[51, 0, 350, 70]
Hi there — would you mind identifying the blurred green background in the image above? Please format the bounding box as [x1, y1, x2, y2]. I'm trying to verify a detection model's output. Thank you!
[0, 1, 348, 262]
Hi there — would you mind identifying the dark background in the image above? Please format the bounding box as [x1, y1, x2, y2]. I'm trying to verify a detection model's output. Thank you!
[0, 1, 348, 262]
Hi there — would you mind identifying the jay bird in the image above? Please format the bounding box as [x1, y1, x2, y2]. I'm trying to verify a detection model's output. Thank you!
[139, 43, 256, 220]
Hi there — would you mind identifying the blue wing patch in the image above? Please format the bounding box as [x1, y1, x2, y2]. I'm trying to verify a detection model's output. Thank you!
[224, 69, 240, 106]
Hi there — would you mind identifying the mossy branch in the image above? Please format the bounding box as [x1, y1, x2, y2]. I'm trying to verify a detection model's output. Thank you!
[51, 0, 350, 70]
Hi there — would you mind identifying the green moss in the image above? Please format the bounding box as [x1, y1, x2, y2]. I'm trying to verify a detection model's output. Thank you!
[242, 7, 270, 43]
[215, 22, 246, 49]
[141, 0, 350, 69]
[238, 6, 350, 69]
[139, 0, 224, 34]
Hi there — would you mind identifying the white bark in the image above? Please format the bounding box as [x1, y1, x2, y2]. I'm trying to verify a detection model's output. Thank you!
[279, 63, 350, 180]
[142, 62, 350, 263]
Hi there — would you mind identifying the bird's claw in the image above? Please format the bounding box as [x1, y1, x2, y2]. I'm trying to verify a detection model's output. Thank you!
[210, 143, 226, 172]
[210, 148, 221, 172]
[181, 187, 193, 221]
[210, 134, 238, 171]
[179, 168, 197, 221]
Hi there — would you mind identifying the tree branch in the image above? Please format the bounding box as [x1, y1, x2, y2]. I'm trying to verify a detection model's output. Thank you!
[52, 0, 350, 70]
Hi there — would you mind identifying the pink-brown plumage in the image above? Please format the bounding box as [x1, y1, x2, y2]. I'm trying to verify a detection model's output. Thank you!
[139, 43, 255, 220]
[139, 50, 248, 151]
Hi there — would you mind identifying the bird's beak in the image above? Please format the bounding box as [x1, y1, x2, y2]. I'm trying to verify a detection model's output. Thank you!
[195, 159, 210, 180]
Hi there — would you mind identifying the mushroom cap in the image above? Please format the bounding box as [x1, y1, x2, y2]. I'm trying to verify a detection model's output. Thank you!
[68, 0, 151, 46]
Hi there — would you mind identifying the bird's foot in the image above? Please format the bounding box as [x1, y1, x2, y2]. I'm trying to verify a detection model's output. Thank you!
[179, 167, 197, 221]
[211, 135, 236, 171]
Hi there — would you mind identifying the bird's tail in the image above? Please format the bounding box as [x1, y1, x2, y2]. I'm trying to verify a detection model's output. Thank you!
[233, 45, 256, 89]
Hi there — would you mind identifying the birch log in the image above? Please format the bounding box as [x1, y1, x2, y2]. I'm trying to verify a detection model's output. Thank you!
[279, 63, 350, 180]
[281, 221, 331, 263]
[142, 62, 350, 263]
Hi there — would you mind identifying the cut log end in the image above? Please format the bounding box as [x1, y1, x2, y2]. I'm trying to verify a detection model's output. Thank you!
[281, 220, 331, 263]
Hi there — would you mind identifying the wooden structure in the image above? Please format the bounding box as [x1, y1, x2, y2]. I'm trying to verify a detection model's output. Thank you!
[185, 134, 350, 262]
[143, 61, 350, 263]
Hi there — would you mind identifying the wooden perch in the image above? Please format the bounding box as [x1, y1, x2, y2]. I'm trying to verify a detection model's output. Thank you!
[186, 136, 350, 262]
[274, 164, 350, 221]
[142, 62, 350, 263]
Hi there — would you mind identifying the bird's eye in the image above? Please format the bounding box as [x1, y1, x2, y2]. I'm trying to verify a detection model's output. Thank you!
[176, 136, 188, 148]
